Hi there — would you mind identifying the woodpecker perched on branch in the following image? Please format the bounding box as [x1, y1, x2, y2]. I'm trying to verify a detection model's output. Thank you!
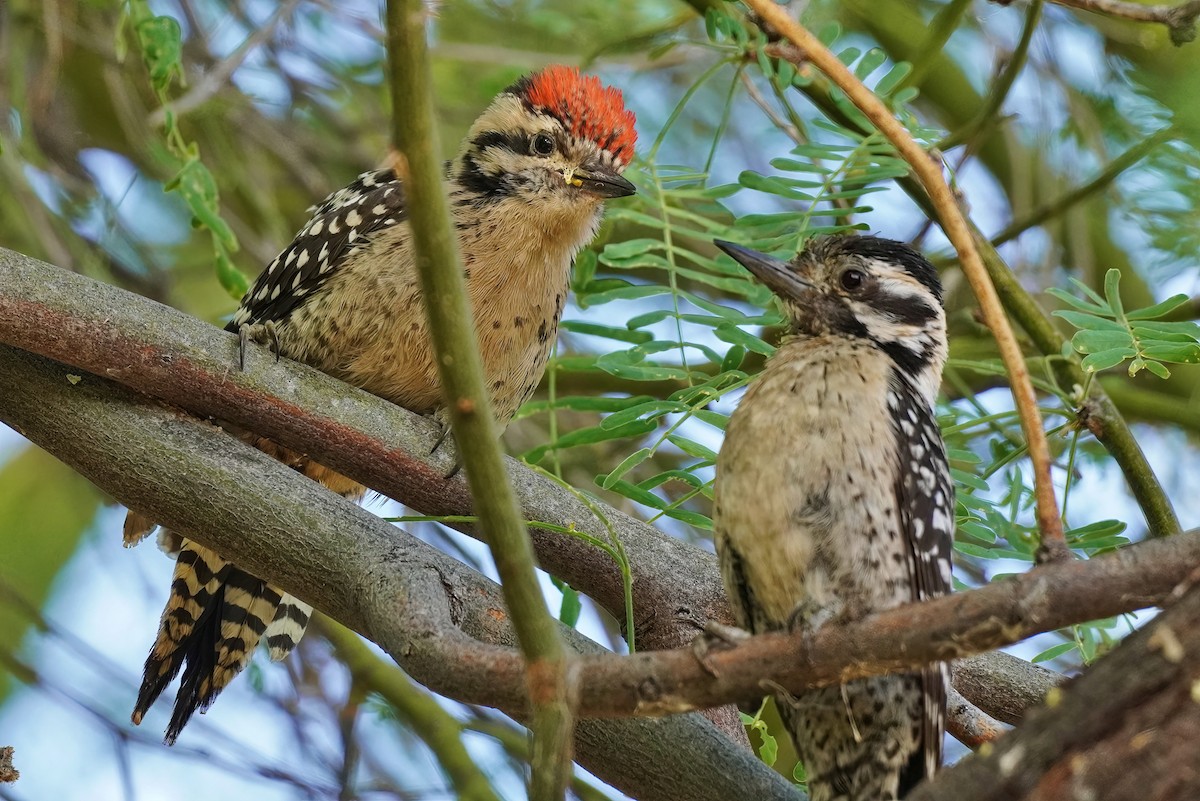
[124, 66, 637, 743]
[712, 235, 953, 800]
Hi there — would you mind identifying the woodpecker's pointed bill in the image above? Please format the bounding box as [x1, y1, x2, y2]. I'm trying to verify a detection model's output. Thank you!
[570, 167, 636, 198]
[714, 240, 812, 295]
[713, 233, 952, 800]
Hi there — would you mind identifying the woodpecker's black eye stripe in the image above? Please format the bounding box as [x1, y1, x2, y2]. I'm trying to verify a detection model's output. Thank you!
[865, 292, 939, 327]
[456, 153, 510, 200]
[470, 130, 533, 157]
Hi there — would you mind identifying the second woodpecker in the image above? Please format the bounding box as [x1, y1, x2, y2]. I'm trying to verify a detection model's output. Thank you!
[124, 66, 637, 742]
[712, 235, 953, 801]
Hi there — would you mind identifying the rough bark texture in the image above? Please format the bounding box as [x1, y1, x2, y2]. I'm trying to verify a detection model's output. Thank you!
[0, 345, 799, 801]
[910, 575, 1200, 801]
[6, 248, 1200, 798]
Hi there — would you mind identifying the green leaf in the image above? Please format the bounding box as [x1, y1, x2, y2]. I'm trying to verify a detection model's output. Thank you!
[666, 434, 718, 462]
[714, 324, 776, 356]
[661, 507, 713, 529]
[855, 48, 888, 80]
[135, 14, 183, 89]
[1126, 293, 1192, 320]
[1102, 269, 1124, 318]
[607, 479, 667, 510]
[561, 320, 653, 344]
[1032, 642, 1077, 664]
[1140, 343, 1200, 363]
[1053, 310, 1125, 332]
[1071, 329, 1134, 353]
[556, 581, 582, 627]
[1081, 348, 1136, 372]
[602, 238, 662, 260]
[572, 249, 597, 290]
[875, 61, 912, 96]
[1045, 287, 1110, 314]
[1143, 360, 1171, 379]
[600, 448, 654, 489]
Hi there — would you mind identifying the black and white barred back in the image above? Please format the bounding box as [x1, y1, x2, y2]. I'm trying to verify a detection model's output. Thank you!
[712, 234, 953, 800]
[126, 66, 637, 743]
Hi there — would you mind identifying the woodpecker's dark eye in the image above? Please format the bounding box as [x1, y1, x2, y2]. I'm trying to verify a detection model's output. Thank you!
[532, 133, 555, 156]
[840, 269, 865, 291]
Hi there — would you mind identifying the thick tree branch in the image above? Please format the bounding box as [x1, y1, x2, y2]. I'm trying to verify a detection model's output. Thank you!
[3, 339, 1196, 720]
[946, 687, 1008, 749]
[0, 344, 799, 801]
[954, 652, 1063, 725]
[910, 572, 1200, 800]
[0, 247, 1172, 731]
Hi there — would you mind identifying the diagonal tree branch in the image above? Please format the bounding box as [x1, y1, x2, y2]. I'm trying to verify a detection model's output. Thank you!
[0, 343, 801, 801]
[0, 246, 1173, 729]
[1035, 0, 1200, 45]
[3, 339, 1196, 720]
[910, 570, 1200, 800]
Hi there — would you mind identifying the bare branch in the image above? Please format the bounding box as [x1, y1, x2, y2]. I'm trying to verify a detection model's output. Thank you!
[910, 572, 1200, 800]
[946, 687, 1009, 749]
[954, 652, 1063, 725]
[0, 344, 800, 801]
[2, 338, 1195, 721]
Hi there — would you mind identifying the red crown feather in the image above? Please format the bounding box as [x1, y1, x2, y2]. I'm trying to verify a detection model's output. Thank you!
[516, 66, 637, 166]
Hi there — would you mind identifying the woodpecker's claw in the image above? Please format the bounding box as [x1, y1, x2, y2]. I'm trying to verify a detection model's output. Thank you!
[236, 322, 282, 371]
[429, 418, 463, 479]
[678, 610, 750, 679]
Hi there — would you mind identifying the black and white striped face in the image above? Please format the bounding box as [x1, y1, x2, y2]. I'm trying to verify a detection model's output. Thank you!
[716, 235, 947, 393]
[454, 67, 636, 208]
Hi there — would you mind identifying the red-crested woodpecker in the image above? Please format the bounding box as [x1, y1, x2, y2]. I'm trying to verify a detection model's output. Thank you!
[712, 235, 953, 800]
[125, 66, 637, 743]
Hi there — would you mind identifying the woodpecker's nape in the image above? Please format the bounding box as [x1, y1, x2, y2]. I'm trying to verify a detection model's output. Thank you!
[713, 233, 952, 799]
[127, 65, 635, 743]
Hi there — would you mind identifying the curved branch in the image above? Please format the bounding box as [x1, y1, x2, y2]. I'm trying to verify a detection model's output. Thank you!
[3, 340, 1196, 720]
[910, 571, 1200, 800]
[0, 344, 799, 801]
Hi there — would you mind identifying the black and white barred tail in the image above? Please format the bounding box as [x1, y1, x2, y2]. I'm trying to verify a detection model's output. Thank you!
[130, 537, 311, 743]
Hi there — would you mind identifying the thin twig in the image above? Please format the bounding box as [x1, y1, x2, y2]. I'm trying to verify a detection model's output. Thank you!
[147, 0, 304, 127]
[1037, 0, 1200, 45]
[938, 0, 1043, 151]
[991, 127, 1173, 246]
[743, 0, 1068, 559]
[317, 616, 503, 801]
[383, 3, 573, 799]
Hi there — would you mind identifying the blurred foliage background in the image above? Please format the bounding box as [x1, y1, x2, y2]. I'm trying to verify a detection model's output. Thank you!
[2, 0, 1200, 798]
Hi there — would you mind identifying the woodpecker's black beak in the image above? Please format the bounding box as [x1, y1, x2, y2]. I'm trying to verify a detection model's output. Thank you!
[714, 240, 812, 298]
[570, 167, 636, 198]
